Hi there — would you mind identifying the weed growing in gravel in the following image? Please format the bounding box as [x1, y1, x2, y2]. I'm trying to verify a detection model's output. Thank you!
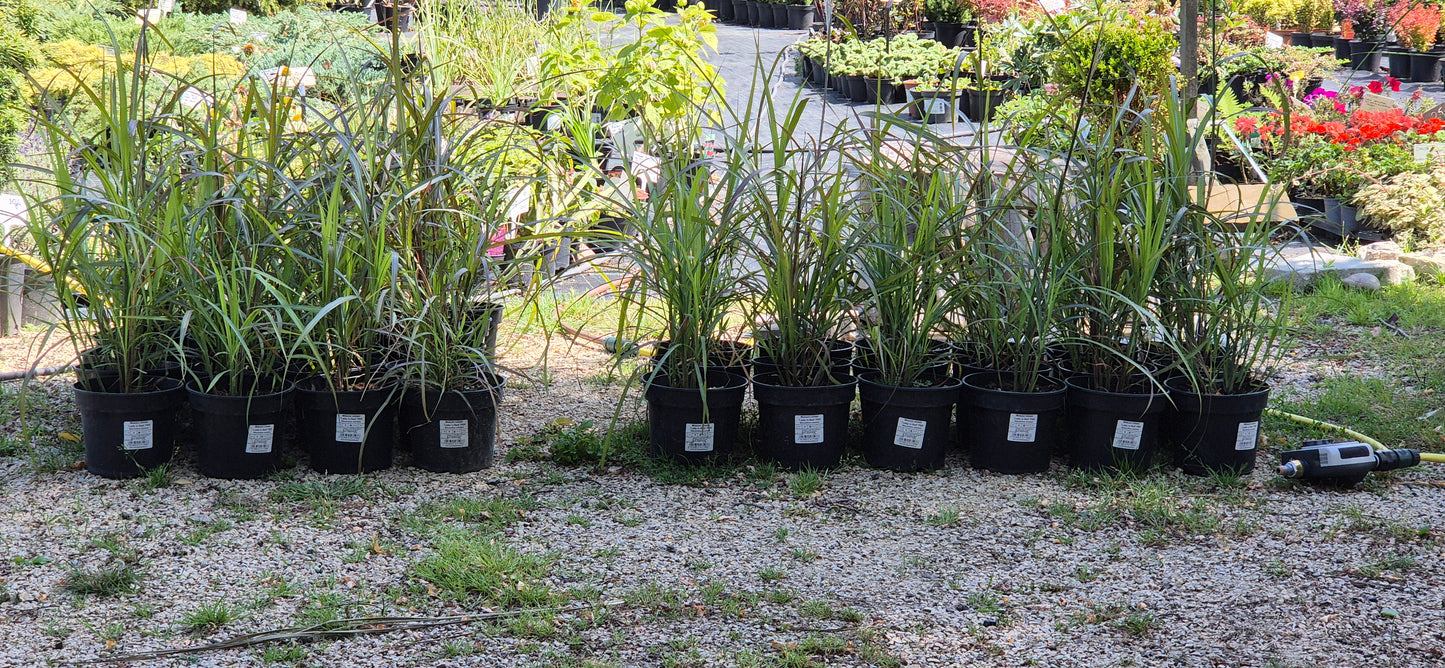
[259, 642, 308, 664]
[621, 581, 687, 617]
[799, 600, 833, 619]
[64, 563, 141, 598]
[416, 495, 539, 532]
[789, 547, 819, 563]
[413, 529, 554, 609]
[926, 505, 963, 527]
[565, 514, 591, 527]
[788, 469, 825, 498]
[180, 601, 235, 633]
[180, 519, 234, 546]
[771, 526, 790, 543]
[440, 639, 479, 657]
[138, 463, 173, 490]
[1073, 565, 1098, 582]
[130, 602, 156, 619]
[1263, 559, 1292, 578]
[758, 566, 785, 582]
[508, 612, 558, 639]
[1359, 553, 1418, 578]
[271, 477, 378, 520]
[746, 462, 778, 487]
[765, 589, 796, 604]
[1115, 611, 1157, 636]
[12, 554, 53, 567]
[92, 620, 125, 644]
[87, 533, 137, 563]
[965, 590, 1004, 615]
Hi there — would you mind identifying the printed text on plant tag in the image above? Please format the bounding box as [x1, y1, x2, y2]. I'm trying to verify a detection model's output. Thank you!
[439, 420, 470, 449]
[335, 414, 366, 443]
[684, 423, 715, 452]
[894, 417, 927, 449]
[122, 420, 153, 451]
[1007, 413, 1038, 443]
[1235, 421, 1260, 451]
[1112, 420, 1144, 450]
[245, 424, 274, 454]
[794, 414, 825, 445]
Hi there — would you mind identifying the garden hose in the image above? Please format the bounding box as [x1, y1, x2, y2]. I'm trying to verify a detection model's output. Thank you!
[0, 242, 86, 296]
[1265, 408, 1445, 464]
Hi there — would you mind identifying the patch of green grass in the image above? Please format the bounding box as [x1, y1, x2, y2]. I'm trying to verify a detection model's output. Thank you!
[926, 504, 962, 527]
[1116, 611, 1156, 636]
[139, 463, 173, 491]
[1359, 553, 1417, 579]
[1073, 565, 1098, 582]
[180, 601, 235, 633]
[1043, 500, 1119, 531]
[789, 547, 819, 563]
[622, 581, 687, 616]
[788, 469, 825, 498]
[412, 530, 553, 609]
[771, 526, 790, 543]
[411, 495, 539, 532]
[180, 519, 235, 546]
[65, 563, 142, 598]
[1263, 559, 1292, 578]
[87, 533, 137, 562]
[259, 642, 308, 664]
[507, 612, 558, 639]
[270, 477, 377, 519]
[965, 590, 1003, 615]
[758, 566, 785, 582]
[1272, 376, 1445, 453]
[799, 600, 833, 619]
[440, 639, 479, 658]
[765, 589, 796, 605]
[565, 514, 592, 527]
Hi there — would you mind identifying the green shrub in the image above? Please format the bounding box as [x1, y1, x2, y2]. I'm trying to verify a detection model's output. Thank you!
[1050, 10, 1175, 109]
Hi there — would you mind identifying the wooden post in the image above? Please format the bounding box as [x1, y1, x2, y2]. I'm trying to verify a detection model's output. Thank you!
[1, 260, 22, 336]
[1181, 0, 1199, 102]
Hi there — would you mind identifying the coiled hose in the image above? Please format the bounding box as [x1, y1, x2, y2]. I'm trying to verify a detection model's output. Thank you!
[1265, 408, 1445, 464]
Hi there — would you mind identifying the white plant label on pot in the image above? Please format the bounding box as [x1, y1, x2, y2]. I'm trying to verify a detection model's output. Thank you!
[794, 414, 825, 445]
[894, 417, 927, 449]
[1111, 420, 1144, 450]
[245, 425, 274, 454]
[1264, 32, 1284, 49]
[335, 414, 366, 443]
[1006, 413, 1038, 443]
[229, 7, 247, 23]
[925, 98, 949, 116]
[1235, 421, 1260, 451]
[122, 420, 153, 451]
[439, 420, 469, 449]
[684, 423, 715, 452]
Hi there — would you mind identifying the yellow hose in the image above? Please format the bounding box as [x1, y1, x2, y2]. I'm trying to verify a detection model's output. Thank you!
[0, 242, 86, 297]
[1265, 408, 1445, 464]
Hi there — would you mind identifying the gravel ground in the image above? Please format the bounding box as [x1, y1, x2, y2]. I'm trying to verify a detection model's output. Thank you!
[2, 310, 1445, 668]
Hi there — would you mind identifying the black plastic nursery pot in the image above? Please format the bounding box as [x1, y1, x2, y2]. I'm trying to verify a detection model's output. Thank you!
[716, 0, 733, 21]
[746, 1, 760, 26]
[771, 3, 787, 27]
[758, 1, 775, 28]
[187, 380, 293, 479]
[75, 377, 186, 479]
[1289, 32, 1312, 47]
[965, 88, 1005, 123]
[1389, 51, 1413, 79]
[645, 371, 748, 463]
[858, 372, 962, 472]
[399, 373, 505, 474]
[786, 4, 813, 29]
[962, 372, 1066, 474]
[1163, 376, 1270, 477]
[1309, 33, 1334, 49]
[296, 378, 398, 474]
[76, 350, 183, 392]
[1064, 377, 1169, 473]
[845, 75, 869, 103]
[865, 77, 893, 104]
[1349, 40, 1383, 71]
[910, 89, 959, 124]
[1332, 35, 1352, 61]
[932, 21, 961, 46]
[1411, 52, 1443, 83]
[753, 373, 858, 471]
